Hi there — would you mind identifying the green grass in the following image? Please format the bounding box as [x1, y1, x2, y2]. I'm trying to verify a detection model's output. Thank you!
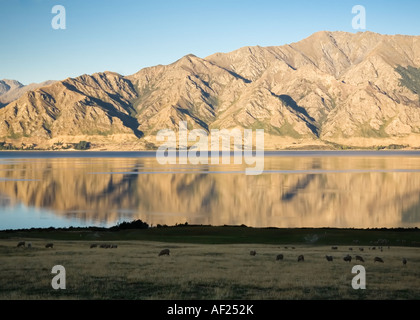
[1, 240, 419, 300]
[358, 122, 389, 139]
[321, 140, 357, 150]
[131, 83, 156, 114]
[250, 120, 304, 138]
[277, 121, 303, 139]
[7, 131, 23, 140]
[1, 226, 420, 246]
[396, 65, 420, 100]
[83, 129, 114, 136]
[74, 141, 91, 150]
[1, 225, 419, 300]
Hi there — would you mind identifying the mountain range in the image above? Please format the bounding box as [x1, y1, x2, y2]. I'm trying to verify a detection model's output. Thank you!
[0, 79, 56, 108]
[1, 31, 420, 150]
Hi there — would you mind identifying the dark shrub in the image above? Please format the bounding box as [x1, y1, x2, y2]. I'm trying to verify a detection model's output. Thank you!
[110, 219, 149, 231]
[74, 141, 91, 150]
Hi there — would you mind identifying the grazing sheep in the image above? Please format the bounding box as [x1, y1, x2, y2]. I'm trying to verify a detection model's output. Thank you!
[111, 244, 118, 249]
[374, 257, 384, 263]
[402, 258, 407, 265]
[359, 247, 364, 252]
[284, 247, 288, 249]
[355, 255, 364, 262]
[99, 244, 107, 248]
[291, 247, 295, 250]
[343, 255, 352, 263]
[325, 255, 333, 262]
[27, 242, 32, 248]
[45, 243, 54, 249]
[371, 247, 376, 250]
[250, 250, 257, 256]
[349, 247, 353, 251]
[159, 249, 170, 256]
[276, 254, 284, 261]
[331, 246, 338, 250]
[298, 255, 304, 262]
[90, 244, 98, 248]
[17, 241, 25, 248]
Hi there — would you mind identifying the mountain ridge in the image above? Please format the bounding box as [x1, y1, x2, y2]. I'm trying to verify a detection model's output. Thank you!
[0, 79, 56, 108]
[1, 31, 420, 150]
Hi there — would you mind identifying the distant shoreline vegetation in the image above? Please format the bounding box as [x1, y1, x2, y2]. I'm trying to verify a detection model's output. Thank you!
[3, 219, 420, 231]
[2, 218, 420, 231]
[0, 140, 91, 151]
[1, 219, 420, 246]
[0, 141, 414, 152]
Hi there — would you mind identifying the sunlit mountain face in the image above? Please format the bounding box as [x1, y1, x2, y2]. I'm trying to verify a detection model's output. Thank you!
[1, 32, 420, 151]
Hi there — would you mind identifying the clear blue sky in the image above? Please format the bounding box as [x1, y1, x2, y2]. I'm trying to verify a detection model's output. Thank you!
[1, 0, 419, 84]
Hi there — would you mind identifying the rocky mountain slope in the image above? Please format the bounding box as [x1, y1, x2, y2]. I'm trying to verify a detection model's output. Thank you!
[1, 31, 420, 150]
[0, 80, 56, 107]
[0, 79, 23, 96]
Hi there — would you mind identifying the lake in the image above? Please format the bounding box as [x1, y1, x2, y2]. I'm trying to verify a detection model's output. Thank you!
[0, 151, 420, 230]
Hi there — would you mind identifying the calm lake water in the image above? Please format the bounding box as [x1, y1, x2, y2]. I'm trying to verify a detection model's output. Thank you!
[1, 151, 420, 230]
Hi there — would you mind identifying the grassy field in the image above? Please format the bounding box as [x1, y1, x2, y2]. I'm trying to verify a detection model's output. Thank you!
[1, 227, 419, 300]
[2, 225, 420, 245]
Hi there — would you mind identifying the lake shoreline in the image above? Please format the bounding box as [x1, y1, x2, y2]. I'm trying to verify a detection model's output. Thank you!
[1, 149, 420, 157]
[0, 146, 419, 152]
[1, 224, 419, 246]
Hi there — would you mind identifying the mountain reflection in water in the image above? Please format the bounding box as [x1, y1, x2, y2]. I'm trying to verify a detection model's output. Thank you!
[0, 152, 420, 230]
